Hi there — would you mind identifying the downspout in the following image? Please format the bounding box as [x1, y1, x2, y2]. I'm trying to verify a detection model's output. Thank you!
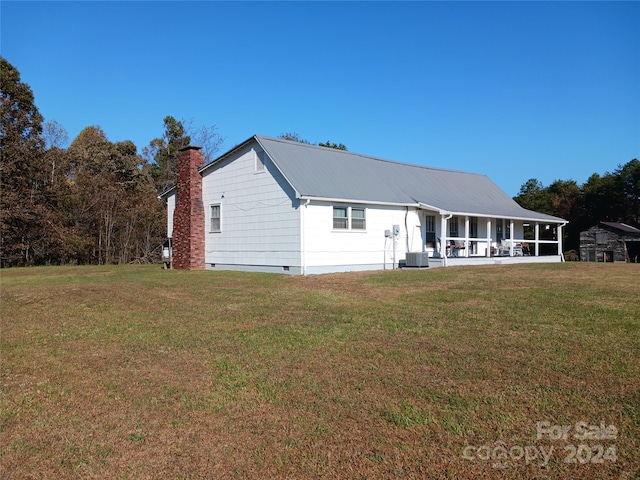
[558, 221, 568, 262]
[301, 198, 310, 275]
[405, 207, 410, 252]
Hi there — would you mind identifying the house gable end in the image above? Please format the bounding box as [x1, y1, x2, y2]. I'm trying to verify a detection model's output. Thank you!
[201, 139, 302, 271]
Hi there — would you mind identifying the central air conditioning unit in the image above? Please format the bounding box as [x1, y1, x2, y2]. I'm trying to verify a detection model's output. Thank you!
[405, 252, 430, 268]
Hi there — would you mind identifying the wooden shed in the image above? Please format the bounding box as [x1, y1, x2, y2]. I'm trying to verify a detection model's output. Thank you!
[580, 222, 640, 263]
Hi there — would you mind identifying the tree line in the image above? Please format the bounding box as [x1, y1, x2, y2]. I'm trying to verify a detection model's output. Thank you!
[0, 57, 222, 267]
[513, 159, 640, 255]
[1, 56, 636, 266]
[0, 58, 348, 267]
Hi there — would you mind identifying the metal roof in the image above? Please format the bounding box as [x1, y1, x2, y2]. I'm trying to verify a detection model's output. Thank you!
[162, 134, 566, 223]
[254, 135, 565, 223]
[600, 222, 640, 234]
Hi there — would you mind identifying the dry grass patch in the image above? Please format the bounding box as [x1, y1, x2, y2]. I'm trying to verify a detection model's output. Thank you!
[1, 263, 639, 479]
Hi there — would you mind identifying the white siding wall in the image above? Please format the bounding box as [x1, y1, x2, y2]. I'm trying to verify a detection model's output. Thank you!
[202, 145, 301, 272]
[302, 203, 423, 274]
[166, 193, 175, 238]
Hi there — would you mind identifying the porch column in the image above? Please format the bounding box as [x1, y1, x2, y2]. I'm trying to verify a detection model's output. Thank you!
[440, 214, 448, 266]
[535, 223, 540, 256]
[557, 224, 563, 257]
[510, 219, 515, 256]
[486, 218, 492, 257]
[464, 216, 470, 257]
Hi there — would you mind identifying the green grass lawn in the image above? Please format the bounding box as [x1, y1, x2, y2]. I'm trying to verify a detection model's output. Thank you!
[1, 263, 638, 479]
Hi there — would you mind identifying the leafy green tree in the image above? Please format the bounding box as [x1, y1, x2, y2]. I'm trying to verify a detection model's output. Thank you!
[318, 141, 348, 151]
[582, 172, 619, 224]
[515, 159, 640, 255]
[70, 124, 108, 149]
[0, 56, 52, 266]
[278, 132, 312, 144]
[615, 159, 640, 225]
[514, 179, 551, 213]
[547, 179, 584, 250]
[144, 116, 191, 192]
[548, 180, 582, 221]
[67, 127, 163, 264]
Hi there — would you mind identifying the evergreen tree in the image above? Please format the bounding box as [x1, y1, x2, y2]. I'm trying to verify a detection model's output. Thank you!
[0, 56, 50, 266]
[144, 116, 191, 193]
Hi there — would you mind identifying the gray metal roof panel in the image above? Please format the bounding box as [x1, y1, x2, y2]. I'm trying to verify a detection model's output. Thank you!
[255, 136, 565, 223]
[600, 221, 640, 234]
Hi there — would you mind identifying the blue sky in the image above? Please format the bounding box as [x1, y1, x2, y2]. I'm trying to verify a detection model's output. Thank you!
[2, 1, 639, 196]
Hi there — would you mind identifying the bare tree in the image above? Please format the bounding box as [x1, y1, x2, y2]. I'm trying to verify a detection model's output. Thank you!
[43, 120, 69, 185]
[43, 119, 69, 150]
[183, 118, 225, 164]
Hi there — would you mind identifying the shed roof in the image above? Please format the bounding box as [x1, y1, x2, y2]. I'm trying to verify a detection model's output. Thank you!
[600, 222, 640, 234]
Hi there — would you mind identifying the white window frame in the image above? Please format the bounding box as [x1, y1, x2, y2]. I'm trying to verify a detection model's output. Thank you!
[449, 216, 459, 237]
[333, 206, 348, 230]
[351, 207, 366, 230]
[496, 219, 504, 242]
[333, 206, 366, 231]
[469, 216, 478, 238]
[425, 215, 435, 233]
[210, 204, 221, 232]
[425, 215, 436, 248]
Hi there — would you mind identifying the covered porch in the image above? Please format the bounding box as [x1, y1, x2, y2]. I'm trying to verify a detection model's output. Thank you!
[417, 208, 567, 268]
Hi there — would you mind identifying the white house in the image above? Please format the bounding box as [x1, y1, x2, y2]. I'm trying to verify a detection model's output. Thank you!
[161, 135, 567, 274]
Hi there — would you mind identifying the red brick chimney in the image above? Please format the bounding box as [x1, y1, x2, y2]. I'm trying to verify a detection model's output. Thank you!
[172, 146, 205, 270]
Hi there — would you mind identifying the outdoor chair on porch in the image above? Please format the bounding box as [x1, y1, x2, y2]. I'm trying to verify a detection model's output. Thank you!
[498, 240, 523, 256]
[447, 240, 466, 257]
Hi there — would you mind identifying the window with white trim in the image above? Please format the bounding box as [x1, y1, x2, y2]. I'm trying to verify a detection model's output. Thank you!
[210, 204, 221, 232]
[496, 219, 504, 242]
[425, 215, 435, 233]
[333, 206, 348, 229]
[425, 215, 436, 248]
[470, 217, 478, 238]
[333, 206, 366, 230]
[351, 208, 366, 230]
[449, 216, 459, 237]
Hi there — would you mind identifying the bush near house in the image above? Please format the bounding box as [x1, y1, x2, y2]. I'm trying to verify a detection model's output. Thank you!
[1, 263, 638, 479]
[564, 249, 580, 261]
